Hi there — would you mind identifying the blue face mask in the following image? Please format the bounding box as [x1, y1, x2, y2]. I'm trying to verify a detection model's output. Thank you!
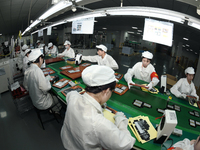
[65, 46, 69, 49]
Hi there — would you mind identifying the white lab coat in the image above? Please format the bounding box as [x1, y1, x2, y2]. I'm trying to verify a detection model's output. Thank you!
[124, 62, 157, 82]
[23, 63, 53, 110]
[82, 54, 119, 70]
[61, 91, 135, 150]
[59, 47, 75, 58]
[22, 56, 29, 72]
[38, 43, 45, 48]
[46, 45, 58, 56]
[173, 138, 194, 150]
[170, 78, 199, 99]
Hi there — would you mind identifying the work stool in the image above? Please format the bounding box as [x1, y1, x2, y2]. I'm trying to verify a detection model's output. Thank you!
[34, 106, 59, 130]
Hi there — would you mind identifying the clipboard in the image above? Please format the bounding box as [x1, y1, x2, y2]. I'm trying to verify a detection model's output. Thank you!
[45, 57, 64, 64]
[113, 83, 128, 95]
[115, 73, 123, 80]
[52, 78, 70, 89]
[42, 68, 55, 76]
[59, 65, 73, 71]
[60, 67, 83, 80]
[61, 85, 85, 96]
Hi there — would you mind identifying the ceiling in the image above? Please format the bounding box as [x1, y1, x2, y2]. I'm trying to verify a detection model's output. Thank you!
[1, 0, 200, 52]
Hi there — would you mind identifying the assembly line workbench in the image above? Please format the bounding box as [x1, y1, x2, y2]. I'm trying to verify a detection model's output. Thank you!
[45, 57, 200, 150]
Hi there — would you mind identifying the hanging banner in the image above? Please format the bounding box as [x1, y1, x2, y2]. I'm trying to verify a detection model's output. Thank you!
[47, 26, 52, 35]
[38, 30, 43, 37]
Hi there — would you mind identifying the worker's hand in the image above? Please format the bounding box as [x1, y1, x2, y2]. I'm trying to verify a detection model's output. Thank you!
[114, 112, 128, 127]
[45, 75, 51, 81]
[57, 54, 63, 58]
[190, 139, 196, 145]
[196, 96, 199, 101]
[146, 82, 153, 90]
[181, 94, 187, 99]
[101, 103, 107, 109]
[128, 80, 135, 89]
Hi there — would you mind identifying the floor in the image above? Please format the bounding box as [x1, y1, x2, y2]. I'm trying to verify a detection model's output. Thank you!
[0, 48, 185, 150]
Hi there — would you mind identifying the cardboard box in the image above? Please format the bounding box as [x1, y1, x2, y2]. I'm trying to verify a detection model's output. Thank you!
[166, 74, 177, 90]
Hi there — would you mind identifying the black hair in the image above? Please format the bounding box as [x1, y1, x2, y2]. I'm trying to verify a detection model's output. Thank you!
[142, 57, 151, 61]
[85, 81, 116, 94]
[26, 51, 31, 57]
[33, 55, 44, 63]
[97, 48, 103, 52]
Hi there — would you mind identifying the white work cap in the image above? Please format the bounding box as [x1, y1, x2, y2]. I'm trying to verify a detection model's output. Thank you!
[142, 51, 153, 59]
[36, 40, 40, 44]
[64, 40, 71, 45]
[82, 65, 117, 86]
[185, 67, 195, 74]
[22, 44, 28, 50]
[4, 41, 8, 46]
[96, 44, 107, 52]
[28, 48, 44, 62]
[24, 49, 32, 56]
[48, 42, 53, 48]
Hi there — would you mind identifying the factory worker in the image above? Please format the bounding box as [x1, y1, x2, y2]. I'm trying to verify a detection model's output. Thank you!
[47, 42, 58, 56]
[124, 51, 159, 89]
[61, 65, 135, 150]
[171, 135, 200, 150]
[81, 44, 119, 70]
[15, 44, 28, 72]
[57, 40, 75, 58]
[22, 49, 32, 72]
[170, 67, 199, 100]
[21, 44, 28, 58]
[36, 40, 45, 48]
[23, 48, 61, 112]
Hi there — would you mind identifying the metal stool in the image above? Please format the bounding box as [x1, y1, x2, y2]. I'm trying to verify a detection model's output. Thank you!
[34, 106, 59, 130]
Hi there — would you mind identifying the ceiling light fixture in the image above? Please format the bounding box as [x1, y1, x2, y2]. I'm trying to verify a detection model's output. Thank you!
[102, 28, 107, 29]
[186, 44, 190, 47]
[132, 27, 138, 29]
[182, 45, 185, 47]
[127, 31, 134, 34]
[183, 37, 189, 40]
[72, 5, 77, 12]
[138, 30, 142, 32]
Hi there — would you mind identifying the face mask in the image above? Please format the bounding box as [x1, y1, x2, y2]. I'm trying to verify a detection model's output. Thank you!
[65, 46, 69, 49]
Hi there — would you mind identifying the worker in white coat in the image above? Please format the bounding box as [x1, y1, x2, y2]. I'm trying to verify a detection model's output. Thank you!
[171, 135, 200, 150]
[36, 40, 45, 48]
[23, 49, 32, 72]
[124, 51, 159, 89]
[81, 44, 119, 70]
[23, 48, 61, 112]
[170, 67, 199, 100]
[61, 65, 135, 150]
[21, 44, 28, 58]
[47, 42, 58, 56]
[16, 44, 29, 72]
[57, 40, 75, 58]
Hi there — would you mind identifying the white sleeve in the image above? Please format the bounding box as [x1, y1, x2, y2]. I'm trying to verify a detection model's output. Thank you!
[170, 79, 183, 98]
[36, 69, 51, 94]
[173, 138, 194, 150]
[96, 116, 135, 150]
[124, 65, 136, 83]
[151, 77, 159, 87]
[82, 55, 99, 63]
[23, 75, 28, 91]
[108, 57, 119, 70]
[191, 83, 199, 100]
[59, 49, 67, 56]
